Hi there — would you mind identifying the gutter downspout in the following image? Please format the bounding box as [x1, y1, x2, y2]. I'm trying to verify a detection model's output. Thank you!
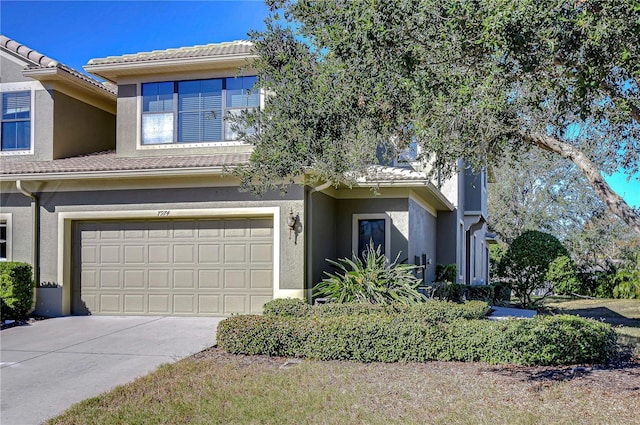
[16, 180, 39, 289]
[305, 181, 332, 304]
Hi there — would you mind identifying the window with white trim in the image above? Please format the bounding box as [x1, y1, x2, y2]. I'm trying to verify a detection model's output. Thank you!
[352, 214, 391, 258]
[0, 219, 9, 261]
[1, 91, 31, 151]
[141, 76, 258, 145]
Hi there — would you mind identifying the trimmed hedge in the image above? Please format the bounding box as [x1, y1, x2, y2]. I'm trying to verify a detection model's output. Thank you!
[262, 298, 490, 322]
[423, 282, 512, 304]
[217, 314, 618, 366]
[0, 262, 34, 320]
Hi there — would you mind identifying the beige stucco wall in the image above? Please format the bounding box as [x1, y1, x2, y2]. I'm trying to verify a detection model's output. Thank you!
[52, 91, 115, 159]
[0, 179, 306, 315]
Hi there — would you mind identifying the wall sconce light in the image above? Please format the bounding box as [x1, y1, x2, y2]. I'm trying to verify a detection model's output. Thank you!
[286, 208, 298, 240]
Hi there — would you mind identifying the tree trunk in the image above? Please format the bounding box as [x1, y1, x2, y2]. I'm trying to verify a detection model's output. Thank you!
[522, 132, 640, 234]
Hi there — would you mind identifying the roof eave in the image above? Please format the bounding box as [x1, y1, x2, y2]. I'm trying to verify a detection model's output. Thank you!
[22, 66, 116, 112]
[0, 165, 234, 181]
[84, 53, 258, 83]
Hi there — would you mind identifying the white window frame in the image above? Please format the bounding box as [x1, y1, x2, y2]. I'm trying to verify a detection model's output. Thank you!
[0, 82, 36, 156]
[0, 213, 13, 261]
[137, 77, 259, 150]
[352, 213, 391, 257]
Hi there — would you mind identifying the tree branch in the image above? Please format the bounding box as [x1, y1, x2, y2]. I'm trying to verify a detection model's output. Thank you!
[599, 81, 640, 124]
[521, 132, 640, 234]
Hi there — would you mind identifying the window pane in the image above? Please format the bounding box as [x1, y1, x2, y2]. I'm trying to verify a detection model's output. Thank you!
[2, 92, 30, 120]
[1, 121, 30, 150]
[178, 79, 222, 142]
[0, 222, 5, 260]
[358, 219, 386, 256]
[142, 113, 173, 144]
[226, 76, 258, 108]
[142, 82, 173, 112]
[224, 109, 256, 140]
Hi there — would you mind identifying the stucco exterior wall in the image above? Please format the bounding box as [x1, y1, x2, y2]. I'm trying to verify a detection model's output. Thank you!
[309, 190, 337, 287]
[0, 55, 30, 83]
[436, 210, 458, 267]
[334, 198, 409, 261]
[0, 181, 305, 315]
[52, 91, 115, 159]
[408, 198, 437, 283]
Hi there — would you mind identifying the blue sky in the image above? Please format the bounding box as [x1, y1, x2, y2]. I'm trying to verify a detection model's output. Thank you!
[1, 1, 638, 208]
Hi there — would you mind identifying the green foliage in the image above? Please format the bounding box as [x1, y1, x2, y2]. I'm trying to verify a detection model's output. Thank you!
[263, 298, 490, 322]
[546, 255, 580, 296]
[218, 313, 617, 366]
[611, 254, 640, 299]
[435, 264, 457, 283]
[0, 262, 34, 320]
[262, 298, 312, 317]
[237, 0, 640, 234]
[313, 242, 426, 305]
[498, 231, 568, 307]
[489, 244, 506, 279]
[425, 282, 511, 305]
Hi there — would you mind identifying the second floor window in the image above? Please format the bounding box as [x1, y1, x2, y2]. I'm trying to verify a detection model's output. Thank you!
[141, 76, 258, 145]
[1, 91, 31, 151]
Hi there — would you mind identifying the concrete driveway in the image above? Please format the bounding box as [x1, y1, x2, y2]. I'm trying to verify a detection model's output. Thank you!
[1, 315, 222, 425]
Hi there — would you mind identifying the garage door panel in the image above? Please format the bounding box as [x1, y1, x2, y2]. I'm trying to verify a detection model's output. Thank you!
[223, 294, 247, 314]
[173, 245, 195, 263]
[251, 295, 272, 314]
[173, 270, 195, 288]
[148, 294, 170, 314]
[173, 294, 195, 314]
[250, 270, 272, 288]
[198, 295, 221, 314]
[99, 270, 121, 288]
[148, 245, 170, 263]
[124, 294, 145, 313]
[124, 270, 145, 288]
[198, 244, 221, 263]
[124, 245, 145, 263]
[74, 218, 273, 316]
[99, 294, 121, 313]
[149, 269, 170, 288]
[198, 270, 220, 288]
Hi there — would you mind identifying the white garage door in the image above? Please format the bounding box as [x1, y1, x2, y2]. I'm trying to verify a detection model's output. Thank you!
[72, 218, 273, 316]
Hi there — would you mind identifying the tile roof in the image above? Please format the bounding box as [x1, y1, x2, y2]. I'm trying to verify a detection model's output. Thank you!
[0, 151, 251, 176]
[356, 165, 429, 182]
[87, 40, 255, 66]
[0, 35, 116, 95]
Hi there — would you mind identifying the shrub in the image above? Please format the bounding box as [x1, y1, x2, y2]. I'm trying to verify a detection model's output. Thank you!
[546, 255, 580, 296]
[262, 298, 312, 317]
[498, 230, 569, 308]
[612, 254, 640, 299]
[0, 262, 34, 320]
[263, 298, 490, 322]
[428, 282, 466, 302]
[424, 282, 511, 305]
[313, 242, 426, 305]
[435, 264, 457, 283]
[217, 314, 617, 366]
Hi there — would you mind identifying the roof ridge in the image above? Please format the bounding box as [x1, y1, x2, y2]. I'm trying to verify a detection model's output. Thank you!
[0, 34, 58, 67]
[86, 40, 255, 66]
[1, 34, 116, 96]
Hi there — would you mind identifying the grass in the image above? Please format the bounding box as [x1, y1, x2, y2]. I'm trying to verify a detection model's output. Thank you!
[48, 349, 639, 425]
[47, 298, 640, 425]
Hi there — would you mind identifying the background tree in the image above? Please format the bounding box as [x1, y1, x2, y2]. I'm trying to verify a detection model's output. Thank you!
[497, 230, 569, 307]
[237, 0, 640, 233]
[488, 149, 637, 267]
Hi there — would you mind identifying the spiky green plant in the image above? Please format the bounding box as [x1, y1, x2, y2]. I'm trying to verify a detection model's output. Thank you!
[313, 242, 426, 305]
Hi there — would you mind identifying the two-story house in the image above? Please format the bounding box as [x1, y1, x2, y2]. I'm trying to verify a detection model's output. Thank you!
[0, 36, 492, 317]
